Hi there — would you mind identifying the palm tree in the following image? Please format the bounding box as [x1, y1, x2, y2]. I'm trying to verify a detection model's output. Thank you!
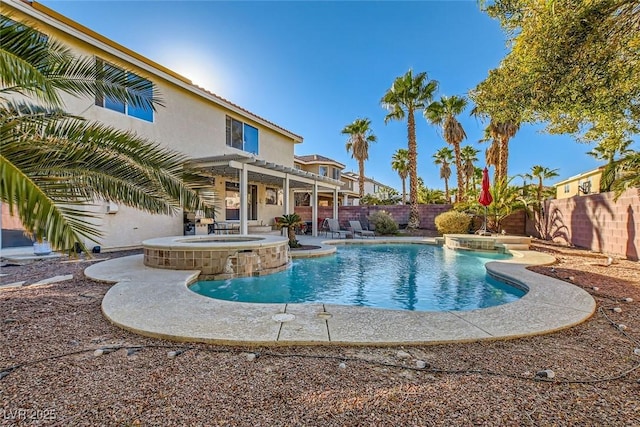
[487, 120, 520, 184]
[276, 213, 304, 248]
[460, 145, 480, 200]
[525, 165, 559, 213]
[341, 118, 377, 200]
[0, 16, 214, 251]
[424, 95, 468, 202]
[391, 148, 409, 204]
[433, 147, 454, 203]
[611, 150, 640, 199]
[381, 69, 438, 229]
[587, 138, 633, 192]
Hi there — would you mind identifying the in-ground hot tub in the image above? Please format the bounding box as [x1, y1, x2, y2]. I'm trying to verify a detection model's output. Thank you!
[142, 235, 290, 280]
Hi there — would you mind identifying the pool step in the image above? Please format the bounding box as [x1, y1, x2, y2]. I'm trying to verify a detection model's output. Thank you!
[502, 243, 530, 251]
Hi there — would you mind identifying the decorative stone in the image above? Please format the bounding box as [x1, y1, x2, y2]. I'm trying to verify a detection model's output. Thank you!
[416, 360, 428, 369]
[338, 362, 347, 369]
[592, 287, 600, 291]
[396, 350, 411, 359]
[93, 349, 105, 357]
[613, 307, 622, 313]
[68, 340, 79, 346]
[535, 369, 555, 379]
[633, 348, 640, 356]
[624, 298, 634, 303]
[167, 351, 179, 358]
[246, 353, 257, 362]
[618, 324, 628, 331]
[568, 276, 575, 281]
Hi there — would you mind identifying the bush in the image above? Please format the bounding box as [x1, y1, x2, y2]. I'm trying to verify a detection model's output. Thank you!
[368, 210, 398, 235]
[434, 210, 472, 235]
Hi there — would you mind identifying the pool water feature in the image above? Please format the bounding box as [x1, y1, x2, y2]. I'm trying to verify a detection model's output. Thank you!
[190, 244, 526, 311]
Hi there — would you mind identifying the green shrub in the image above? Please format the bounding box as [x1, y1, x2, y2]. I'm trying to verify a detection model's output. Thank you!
[434, 210, 472, 235]
[368, 210, 398, 235]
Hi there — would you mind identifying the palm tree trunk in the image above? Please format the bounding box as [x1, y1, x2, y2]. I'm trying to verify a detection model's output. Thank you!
[444, 178, 450, 204]
[454, 144, 464, 203]
[402, 178, 406, 204]
[537, 177, 543, 214]
[407, 109, 419, 229]
[499, 134, 510, 183]
[358, 158, 365, 200]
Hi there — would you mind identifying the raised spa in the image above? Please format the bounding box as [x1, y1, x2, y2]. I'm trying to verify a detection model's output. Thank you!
[142, 234, 290, 280]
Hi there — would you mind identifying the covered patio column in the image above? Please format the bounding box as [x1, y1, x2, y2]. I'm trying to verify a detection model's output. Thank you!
[240, 165, 248, 235]
[333, 187, 339, 220]
[312, 182, 318, 237]
[283, 174, 290, 215]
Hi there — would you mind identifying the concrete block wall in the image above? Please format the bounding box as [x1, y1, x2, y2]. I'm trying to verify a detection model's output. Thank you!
[528, 188, 639, 261]
[295, 204, 451, 230]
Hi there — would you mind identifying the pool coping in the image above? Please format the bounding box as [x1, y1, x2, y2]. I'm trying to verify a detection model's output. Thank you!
[87, 238, 596, 346]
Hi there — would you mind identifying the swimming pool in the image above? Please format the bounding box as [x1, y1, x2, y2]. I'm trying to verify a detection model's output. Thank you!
[189, 244, 525, 311]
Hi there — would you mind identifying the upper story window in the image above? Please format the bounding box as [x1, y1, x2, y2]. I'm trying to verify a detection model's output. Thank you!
[332, 168, 341, 180]
[563, 184, 570, 193]
[94, 59, 153, 122]
[226, 116, 258, 154]
[319, 165, 328, 177]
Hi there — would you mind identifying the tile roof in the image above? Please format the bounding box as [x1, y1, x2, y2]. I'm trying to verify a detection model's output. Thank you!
[294, 154, 345, 167]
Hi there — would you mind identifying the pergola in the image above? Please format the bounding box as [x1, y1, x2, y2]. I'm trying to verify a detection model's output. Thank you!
[191, 153, 343, 236]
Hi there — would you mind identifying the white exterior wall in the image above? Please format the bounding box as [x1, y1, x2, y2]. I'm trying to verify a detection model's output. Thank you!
[6, 2, 300, 249]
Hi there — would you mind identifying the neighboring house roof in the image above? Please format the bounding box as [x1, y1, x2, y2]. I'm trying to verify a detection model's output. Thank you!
[554, 166, 604, 187]
[14, 0, 303, 143]
[294, 154, 345, 168]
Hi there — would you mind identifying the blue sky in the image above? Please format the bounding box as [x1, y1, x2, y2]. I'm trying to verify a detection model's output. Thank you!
[40, 0, 618, 191]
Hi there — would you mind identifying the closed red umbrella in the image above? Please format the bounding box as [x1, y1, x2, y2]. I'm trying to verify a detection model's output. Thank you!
[479, 167, 493, 206]
[478, 167, 492, 233]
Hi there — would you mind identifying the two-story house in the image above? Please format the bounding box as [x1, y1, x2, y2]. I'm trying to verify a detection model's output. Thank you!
[2, 0, 342, 248]
[554, 167, 604, 200]
[342, 172, 398, 205]
[293, 155, 359, 207]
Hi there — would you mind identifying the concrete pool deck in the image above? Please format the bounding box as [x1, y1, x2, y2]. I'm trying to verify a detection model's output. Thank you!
[86, 237, 596, 346]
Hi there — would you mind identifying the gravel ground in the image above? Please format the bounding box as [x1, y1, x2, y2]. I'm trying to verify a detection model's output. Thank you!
[0, 241, 639, 426]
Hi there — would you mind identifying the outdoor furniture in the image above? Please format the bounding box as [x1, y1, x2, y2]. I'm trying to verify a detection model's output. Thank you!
[349, 220, 375, 238]
[327, 219, 353, 239]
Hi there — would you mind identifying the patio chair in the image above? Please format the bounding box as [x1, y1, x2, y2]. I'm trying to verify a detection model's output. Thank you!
[327, 219, 353, 239]
[349, 220, 375, 238]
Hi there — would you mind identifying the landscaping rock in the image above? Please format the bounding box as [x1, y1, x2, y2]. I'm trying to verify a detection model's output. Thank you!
[416, 360, 428, 369]
[396, 350, 411, 359]
[535, 369, 555, 379]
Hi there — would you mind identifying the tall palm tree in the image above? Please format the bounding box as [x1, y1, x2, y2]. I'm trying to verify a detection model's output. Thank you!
[487, 120, 520, 184]
[433, 147, 454, 203]
[0, 16, 214, 251]
[341, 118, 377, 200]
[424, 95, 468, 202]
[525, 165, 559, 213]
[391, 148, 409, 204]
[587, 138, 633, 192]
[381, 69, 438, 229]
[460, 145, 479, 200]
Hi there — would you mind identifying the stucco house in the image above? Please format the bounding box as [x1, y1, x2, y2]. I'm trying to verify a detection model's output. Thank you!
[2, 0, 342, 249]
[554, 167, 604, 200]
[342, 172, 397, 205]
[293, 155, 358, 207]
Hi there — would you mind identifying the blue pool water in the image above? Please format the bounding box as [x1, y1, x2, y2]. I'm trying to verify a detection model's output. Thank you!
[189, 244, 526, 311]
